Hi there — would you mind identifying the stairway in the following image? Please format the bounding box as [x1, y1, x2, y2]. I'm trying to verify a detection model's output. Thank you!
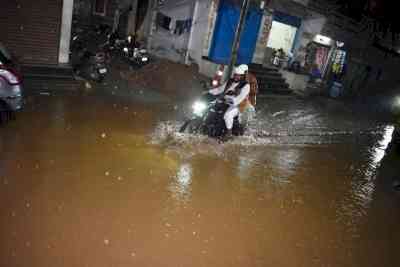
[21, 64, 82, 93]
[249, 64, 293, 95]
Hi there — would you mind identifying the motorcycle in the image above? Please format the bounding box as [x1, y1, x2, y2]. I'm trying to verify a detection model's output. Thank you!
[179, 93, 251, 139]
[121, 36, 149, 68]
[72, 50, 108, 83]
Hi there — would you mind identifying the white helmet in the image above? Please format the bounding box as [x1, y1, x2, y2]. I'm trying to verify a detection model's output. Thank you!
[234, 64, 248, 75]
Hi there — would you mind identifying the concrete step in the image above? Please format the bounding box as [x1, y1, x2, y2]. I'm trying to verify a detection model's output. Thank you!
[256, 75, 286, 83]
[259, 80, 289, 88]
[249, 63, 279, 72]
[259, 87, 293, 95]
[250, 68, 280, 76]
[23, 77, 82, 94]
[21, 64, 75, 80]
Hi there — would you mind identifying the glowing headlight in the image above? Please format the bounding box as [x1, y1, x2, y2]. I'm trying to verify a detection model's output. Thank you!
[217, 70, 223, 76]
[142, 57, 148, 62]
[212, 80, 219, 86]
[123, 47, 129, 53]
[192, 101, 207, 117]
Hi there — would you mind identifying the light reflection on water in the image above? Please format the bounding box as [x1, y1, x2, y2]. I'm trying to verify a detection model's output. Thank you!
[169, 163, 193, 203]
[337, 126, 395, 233]
[357, 126, 394, 206]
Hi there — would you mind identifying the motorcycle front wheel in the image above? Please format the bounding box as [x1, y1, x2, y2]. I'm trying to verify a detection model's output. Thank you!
[179, 118, 203, 134]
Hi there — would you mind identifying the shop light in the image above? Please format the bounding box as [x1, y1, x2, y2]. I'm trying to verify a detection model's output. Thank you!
[314, 34, 332, 46]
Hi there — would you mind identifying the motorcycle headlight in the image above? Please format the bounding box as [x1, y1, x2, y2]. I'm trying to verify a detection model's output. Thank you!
[142, 57, 148, 62]
[192, 101, 207, 117]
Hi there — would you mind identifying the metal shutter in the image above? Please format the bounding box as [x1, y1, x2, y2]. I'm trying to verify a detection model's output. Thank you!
[0, 0, 63, 65]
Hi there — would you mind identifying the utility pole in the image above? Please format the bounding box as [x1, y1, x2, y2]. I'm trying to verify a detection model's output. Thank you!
[146, 0, 158, 51]
[226, 0, 251, 81]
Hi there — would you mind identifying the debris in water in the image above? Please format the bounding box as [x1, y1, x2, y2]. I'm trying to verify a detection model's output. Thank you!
[272, 111, 286, 117]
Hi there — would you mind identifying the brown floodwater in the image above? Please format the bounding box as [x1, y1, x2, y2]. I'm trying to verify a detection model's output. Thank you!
[1, 94, 399, 267]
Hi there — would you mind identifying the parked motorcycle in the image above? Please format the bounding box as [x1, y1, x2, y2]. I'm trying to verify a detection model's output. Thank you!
[71, 49, 108, 83]
[121, 35, 149, 68]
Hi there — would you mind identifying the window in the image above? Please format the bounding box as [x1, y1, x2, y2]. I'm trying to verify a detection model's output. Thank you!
[93, 0, 107, 16]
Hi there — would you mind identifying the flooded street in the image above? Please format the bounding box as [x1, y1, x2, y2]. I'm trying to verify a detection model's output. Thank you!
[1, 92, 399, 267]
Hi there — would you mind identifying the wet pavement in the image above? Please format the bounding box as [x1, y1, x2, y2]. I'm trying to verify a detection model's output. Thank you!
[1, 87, 400, 267]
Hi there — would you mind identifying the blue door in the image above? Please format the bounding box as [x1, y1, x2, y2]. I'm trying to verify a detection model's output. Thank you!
[209, 0, 263, 65]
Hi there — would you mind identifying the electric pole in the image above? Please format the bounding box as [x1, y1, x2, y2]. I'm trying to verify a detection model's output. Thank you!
[226, 0, 251, 81]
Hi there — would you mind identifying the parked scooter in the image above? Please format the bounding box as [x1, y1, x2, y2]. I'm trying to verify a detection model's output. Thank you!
[70, 25, 109, 83]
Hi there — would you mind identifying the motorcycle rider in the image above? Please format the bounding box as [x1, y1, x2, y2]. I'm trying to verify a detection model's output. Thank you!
[208, 64, 251, 139]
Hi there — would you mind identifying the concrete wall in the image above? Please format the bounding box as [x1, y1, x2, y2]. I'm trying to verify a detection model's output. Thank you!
[281, 69, 309, 91]
[149, 0, 195, 63]
[293, 11, 326, 65]
[187, 0, 212, 66]
[252, 10, 273, 64]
